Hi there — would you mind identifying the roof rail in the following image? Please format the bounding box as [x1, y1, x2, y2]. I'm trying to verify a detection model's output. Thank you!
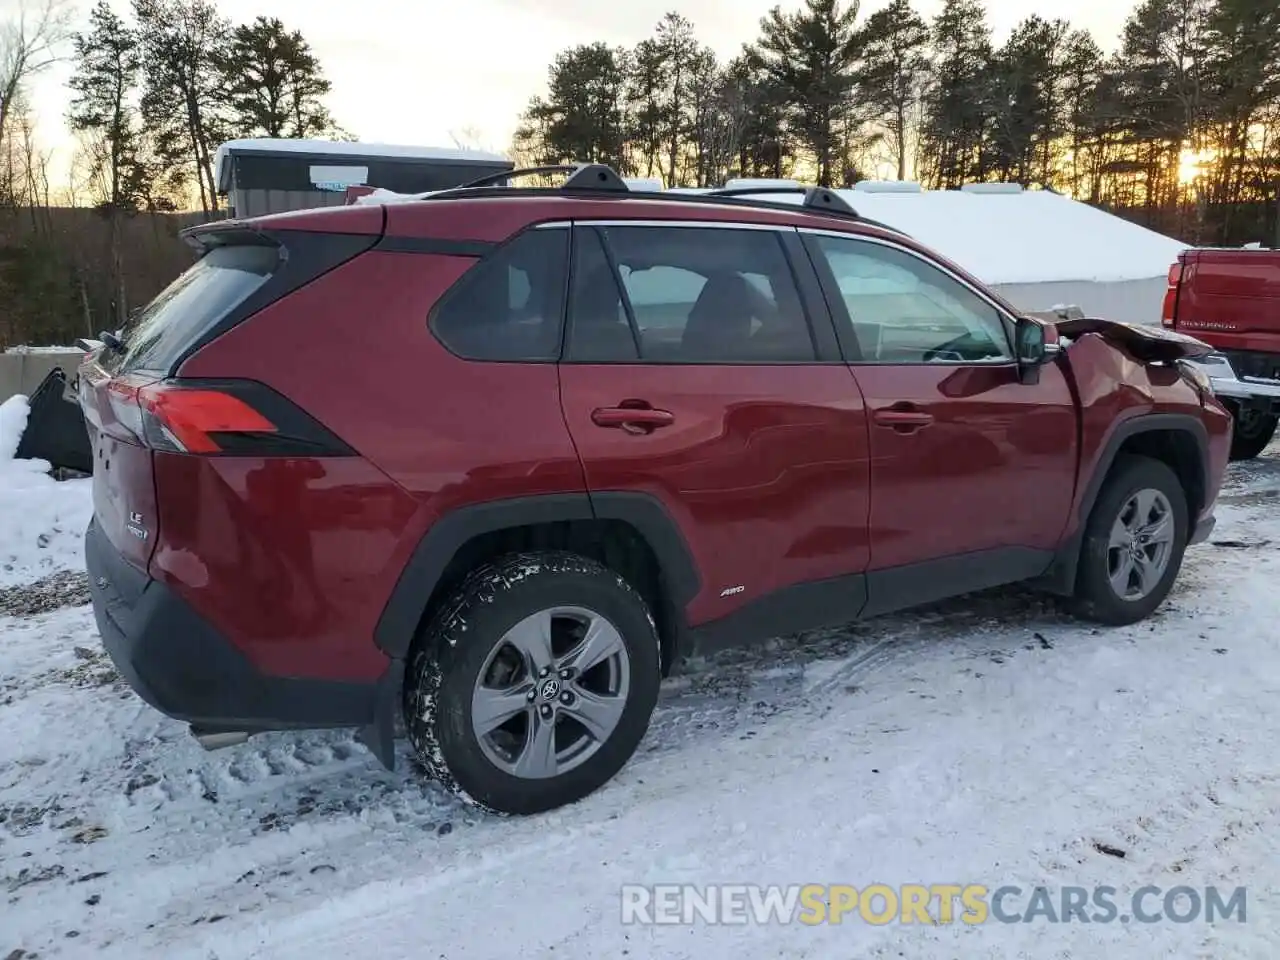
[402, 162, 910, 237]
[456, 163, 629, 193]
[698, 183, 908, 235]
[706, 185, 860, 218]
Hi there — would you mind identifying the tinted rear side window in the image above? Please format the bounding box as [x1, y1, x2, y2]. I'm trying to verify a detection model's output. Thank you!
[431, 228, 569, 362]
[566, 225, 816, 363]
[116, 243, 279, 374]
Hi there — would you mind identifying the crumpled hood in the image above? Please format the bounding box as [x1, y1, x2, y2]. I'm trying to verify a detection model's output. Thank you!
[1053, 317, 1214, 363]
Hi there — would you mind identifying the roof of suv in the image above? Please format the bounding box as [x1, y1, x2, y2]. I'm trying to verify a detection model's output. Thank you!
[336, 164, 916, 251]
[376, 192, 913, 245]
[409, 164, 908, 231]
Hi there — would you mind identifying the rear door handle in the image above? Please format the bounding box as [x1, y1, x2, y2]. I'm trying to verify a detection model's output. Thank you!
[591, 406, 675, 432]
[872, 406, 934, 432]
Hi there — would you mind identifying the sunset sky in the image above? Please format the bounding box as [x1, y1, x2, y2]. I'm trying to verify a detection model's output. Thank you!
[11, 0, 1134, 194]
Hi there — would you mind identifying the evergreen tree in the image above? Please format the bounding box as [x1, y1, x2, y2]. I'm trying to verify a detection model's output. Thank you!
[857, 0, 930, 180]
[1109, 0, 1211, 228]
[1201, 0, 1280, 229]
[519, 43, 629, 170]
[757, 0, 863, 186]
[67, 0, 156, 324]
[726, 49, 793, 179]
[653, 13, 702, 186]
[68, 0, 152, 209]
[221, 16, 335, 139]
[133, 0, 232, 214]
[1058, 30, 1108, 200]
[686, 46, 730, 186]
[986, 16, 1071, 186]
[920, 0, 994, 188]
[626, 37, 667, 178]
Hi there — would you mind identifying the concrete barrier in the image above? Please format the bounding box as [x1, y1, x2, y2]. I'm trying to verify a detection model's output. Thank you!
[0, 350, 86, 405]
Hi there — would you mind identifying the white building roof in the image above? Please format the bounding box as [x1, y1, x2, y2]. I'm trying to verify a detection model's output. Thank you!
[734, 185, 1187, 285]
[845, 188, 1187, 284]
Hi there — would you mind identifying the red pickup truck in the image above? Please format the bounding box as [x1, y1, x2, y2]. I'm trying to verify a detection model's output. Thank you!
[1163, 247, 1280, 459]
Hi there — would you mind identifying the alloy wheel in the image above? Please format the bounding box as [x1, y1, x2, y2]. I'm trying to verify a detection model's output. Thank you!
[1106, 488, 1176, 601]
[470, 606, 631, 779]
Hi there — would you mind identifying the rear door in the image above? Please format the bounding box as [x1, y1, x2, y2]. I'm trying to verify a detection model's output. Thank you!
[558, 220, 872, 634]
[801, 229, 1078, 614]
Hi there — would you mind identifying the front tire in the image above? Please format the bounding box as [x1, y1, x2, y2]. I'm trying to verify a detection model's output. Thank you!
[1071, 455, 1189, 626]
[404, 551, 661, 815]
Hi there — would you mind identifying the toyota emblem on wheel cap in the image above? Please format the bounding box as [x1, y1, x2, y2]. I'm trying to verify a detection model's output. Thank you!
[539, 678, 561, 701]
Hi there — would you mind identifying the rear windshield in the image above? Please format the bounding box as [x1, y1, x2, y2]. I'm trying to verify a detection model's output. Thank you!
[112, 243, 280, 373]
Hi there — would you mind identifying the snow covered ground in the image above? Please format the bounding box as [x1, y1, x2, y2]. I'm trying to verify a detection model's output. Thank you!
[3, 406, 1279, 959]
[0, 397, 94, 589]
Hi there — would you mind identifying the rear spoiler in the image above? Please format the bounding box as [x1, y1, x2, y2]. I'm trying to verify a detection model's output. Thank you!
[178, 220, 280, 255]
[1053, 316, 1214, 362]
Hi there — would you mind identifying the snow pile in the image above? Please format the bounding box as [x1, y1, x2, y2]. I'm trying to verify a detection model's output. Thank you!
[0, 393, 29, 460]
[353, 187, 439, 206]
[0, 395, 94, 588]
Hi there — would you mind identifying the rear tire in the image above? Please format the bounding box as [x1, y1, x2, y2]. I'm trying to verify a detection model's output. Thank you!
[1071, 455, 1189, 626]
[404, 551, 661, 815]
[1228, 405, 1277, 461]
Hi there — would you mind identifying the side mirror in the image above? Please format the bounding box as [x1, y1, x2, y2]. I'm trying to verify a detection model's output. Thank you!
[1015, 317, 1061, 384]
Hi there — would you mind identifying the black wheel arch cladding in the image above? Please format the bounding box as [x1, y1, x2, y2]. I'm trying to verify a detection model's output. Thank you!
[374, 492, 701, 660]
[1078, 414, 1209, 524]
[1035, 413, 1209, 597]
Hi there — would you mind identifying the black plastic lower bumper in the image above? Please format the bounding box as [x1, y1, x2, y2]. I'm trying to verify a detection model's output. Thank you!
[85, 519, 401, 767]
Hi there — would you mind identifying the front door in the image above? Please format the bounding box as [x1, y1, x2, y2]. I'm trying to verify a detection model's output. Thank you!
[558, 221, 871, 633]
[801, 230, 1078, 613]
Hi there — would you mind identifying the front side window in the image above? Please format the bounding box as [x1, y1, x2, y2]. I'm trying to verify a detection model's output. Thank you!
[431, 228, 569, 361]
[566, 225, 816, 363]
[808, 234, 1011, 364]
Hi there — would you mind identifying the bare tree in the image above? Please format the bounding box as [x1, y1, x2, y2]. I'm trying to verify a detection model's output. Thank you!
[0, 0, 73, 150]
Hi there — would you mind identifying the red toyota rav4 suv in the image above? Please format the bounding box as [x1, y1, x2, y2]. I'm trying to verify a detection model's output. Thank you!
[79, 165, 1231, 815]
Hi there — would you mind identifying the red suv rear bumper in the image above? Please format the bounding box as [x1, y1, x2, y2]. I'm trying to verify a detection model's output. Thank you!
[85, 519, 401, 766]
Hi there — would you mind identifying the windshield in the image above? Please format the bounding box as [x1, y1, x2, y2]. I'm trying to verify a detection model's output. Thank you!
[111, 243, 280, 374]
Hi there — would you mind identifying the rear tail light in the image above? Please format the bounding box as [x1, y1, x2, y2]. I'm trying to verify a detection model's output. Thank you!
[105, 378, 353, 457]
[139, 386, 275, 453]
[1161, 262, 1182, 328]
